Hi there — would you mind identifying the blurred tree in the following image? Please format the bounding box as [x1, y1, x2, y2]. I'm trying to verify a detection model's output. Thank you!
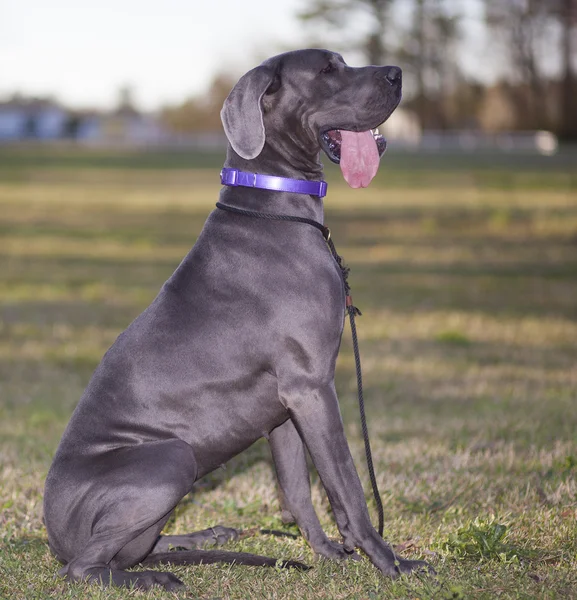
[484, 0, 577, 139]
[161, 74, 236, 133]
[397, 0, 462, 129]
[116, 85, 139, 115]
[298, 0, 393, 65]
[556, 0, 577, 139]
[298, 0, 463, 129]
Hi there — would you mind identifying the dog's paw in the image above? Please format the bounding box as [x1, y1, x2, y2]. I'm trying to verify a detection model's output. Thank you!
[160, 526, 240, 551]
[67, 565, 185, 591]
[396, 558, 436, 577]
[207, 525, 239, 547]
[313, 539, 361, 562]
[132, 570, 185, 591]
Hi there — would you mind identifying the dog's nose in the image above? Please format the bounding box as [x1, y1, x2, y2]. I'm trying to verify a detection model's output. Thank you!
[384, 66, 402, 84]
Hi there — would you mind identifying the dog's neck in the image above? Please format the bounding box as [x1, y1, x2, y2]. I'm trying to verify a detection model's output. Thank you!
[220, 145, 326, 222]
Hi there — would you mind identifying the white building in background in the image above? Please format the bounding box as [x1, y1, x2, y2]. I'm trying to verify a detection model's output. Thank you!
[0, 97, 172, 146]
[0, 98, 68, 140]
[76, 109, 173, 146]
[0, 102, 25, 139]
[381, 108, 557, 155]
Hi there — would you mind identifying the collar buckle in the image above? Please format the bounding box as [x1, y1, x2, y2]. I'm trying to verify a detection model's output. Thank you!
[220, 168, 238, 186]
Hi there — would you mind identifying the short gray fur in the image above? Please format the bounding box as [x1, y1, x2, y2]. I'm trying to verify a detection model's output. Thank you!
[43, 48, 432, 591]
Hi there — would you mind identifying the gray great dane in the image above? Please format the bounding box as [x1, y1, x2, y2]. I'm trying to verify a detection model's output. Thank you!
[44, 48, 432, 590]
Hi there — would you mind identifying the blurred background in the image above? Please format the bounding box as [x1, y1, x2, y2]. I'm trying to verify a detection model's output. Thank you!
[1, 0, 576, 150]
[1, 3, 577, 597]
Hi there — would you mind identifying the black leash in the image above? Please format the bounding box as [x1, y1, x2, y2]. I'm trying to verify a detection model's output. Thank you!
[215, 201, 385, 537]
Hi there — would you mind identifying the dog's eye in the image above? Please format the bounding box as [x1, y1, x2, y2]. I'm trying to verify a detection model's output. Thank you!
[321, 63, 335, 74]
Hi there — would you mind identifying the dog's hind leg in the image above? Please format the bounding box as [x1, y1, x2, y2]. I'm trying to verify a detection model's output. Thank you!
[53, 438, 198, 591]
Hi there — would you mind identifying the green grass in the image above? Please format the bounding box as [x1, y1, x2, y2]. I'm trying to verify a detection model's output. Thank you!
[1, 146, 576, 599]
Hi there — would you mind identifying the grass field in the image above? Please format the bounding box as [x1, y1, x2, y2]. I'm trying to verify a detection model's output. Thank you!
[1, 145, 576, 599]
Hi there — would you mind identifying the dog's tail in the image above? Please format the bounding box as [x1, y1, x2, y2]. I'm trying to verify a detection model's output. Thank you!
[141, 549, 310, 570]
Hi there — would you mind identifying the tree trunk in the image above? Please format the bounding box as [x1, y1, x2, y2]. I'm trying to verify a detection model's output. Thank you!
[559, 0, 577, 140]
[413, 0, 428, 128]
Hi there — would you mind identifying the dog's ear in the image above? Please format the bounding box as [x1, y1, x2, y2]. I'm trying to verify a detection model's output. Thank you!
[220, 65, 277, 160]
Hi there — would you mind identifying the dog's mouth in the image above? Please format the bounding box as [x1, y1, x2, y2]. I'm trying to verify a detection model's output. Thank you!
[321, 128, 387, 163]
[320, 128, 387, 189]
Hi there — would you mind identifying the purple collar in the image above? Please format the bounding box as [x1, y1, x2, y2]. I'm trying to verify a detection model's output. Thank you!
[220, 168, 328, 198]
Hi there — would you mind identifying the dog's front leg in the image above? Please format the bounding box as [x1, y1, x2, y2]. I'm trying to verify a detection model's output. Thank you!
[282, 383, 431, 577]
[268, 418, 359, 561]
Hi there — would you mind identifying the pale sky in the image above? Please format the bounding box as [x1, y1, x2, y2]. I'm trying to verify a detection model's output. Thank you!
[0, 0, 487, 111]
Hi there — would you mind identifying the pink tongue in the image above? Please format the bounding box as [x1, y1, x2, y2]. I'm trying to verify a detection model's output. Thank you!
[339, 130, 379, 188]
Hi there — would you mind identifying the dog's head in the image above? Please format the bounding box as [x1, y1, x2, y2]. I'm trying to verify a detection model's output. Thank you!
[221, 49, 402, 188]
